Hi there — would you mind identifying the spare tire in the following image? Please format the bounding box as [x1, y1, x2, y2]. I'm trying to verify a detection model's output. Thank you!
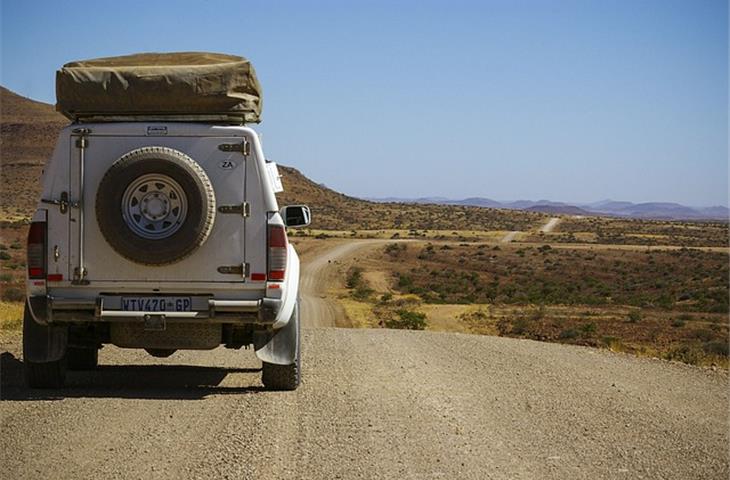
[96, 146, 216, 265]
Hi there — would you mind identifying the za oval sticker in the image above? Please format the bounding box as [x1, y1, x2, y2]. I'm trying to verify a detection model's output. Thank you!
[219, 160, 236, 170]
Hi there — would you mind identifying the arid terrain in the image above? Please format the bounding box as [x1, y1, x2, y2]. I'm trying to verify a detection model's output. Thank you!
[1, 241, 728, 479]
[1, 87, 728, 478]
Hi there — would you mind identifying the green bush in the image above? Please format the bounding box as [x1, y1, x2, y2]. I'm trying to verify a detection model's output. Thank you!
[580, 322, 597, 335]
[703, 341, 729, 357]
[0, 252, 11, 261]
[626, 310, 642, 323]
[385, 309, 427, 330]
[352, 284, 374, 301]
[346, 267, 363, 289]
[511, 317, 529, 335]
[559, 328, 578, 340]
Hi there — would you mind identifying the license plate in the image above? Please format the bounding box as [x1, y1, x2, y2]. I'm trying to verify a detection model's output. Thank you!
[121, 297, 192, 312]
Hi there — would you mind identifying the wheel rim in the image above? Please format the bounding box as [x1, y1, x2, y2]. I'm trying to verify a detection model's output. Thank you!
[121, 174, 188, 240]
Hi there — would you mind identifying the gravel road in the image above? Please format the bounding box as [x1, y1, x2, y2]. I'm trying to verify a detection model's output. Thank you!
[1, 240, 728, 479]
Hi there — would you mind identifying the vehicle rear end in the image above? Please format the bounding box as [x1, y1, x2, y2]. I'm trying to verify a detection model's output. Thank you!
[24, 52, 306, 390]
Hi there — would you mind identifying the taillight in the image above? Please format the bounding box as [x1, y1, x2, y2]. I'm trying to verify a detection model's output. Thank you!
[268, 224, 287, 281]
[27, 221, 47, 279]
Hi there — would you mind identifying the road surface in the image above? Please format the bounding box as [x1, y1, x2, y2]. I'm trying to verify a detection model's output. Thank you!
[1, 240, 727, 479]
[500, 231, 520, 243]
[540, 217, 561, 233]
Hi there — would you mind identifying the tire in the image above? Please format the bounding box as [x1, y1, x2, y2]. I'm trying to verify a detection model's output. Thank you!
[261, 303, 301, 391]
[96, 146, 216, 265]
[67, 347, 99, 370]
[23, 308, 67, 389]
[145, 348, 177, 358]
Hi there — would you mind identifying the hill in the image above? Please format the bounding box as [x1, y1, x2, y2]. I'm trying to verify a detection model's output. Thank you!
[371, 195, 729, 221]
[0, 87, 67, 218]
[0, 87, 544, 231]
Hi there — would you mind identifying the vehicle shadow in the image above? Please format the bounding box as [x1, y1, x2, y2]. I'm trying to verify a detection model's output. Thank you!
[0, 352, 265, 401]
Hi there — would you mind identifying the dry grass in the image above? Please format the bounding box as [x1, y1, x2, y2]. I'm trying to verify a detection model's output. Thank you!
[544, 216, 729, 247]
[341, 240, 729, 367]
[0, 301, 23, 331]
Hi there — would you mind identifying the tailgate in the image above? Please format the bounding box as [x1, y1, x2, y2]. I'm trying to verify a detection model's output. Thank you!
[71, 133, 249, 283]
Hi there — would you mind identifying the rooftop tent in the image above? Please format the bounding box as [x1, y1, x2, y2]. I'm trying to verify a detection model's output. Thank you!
[56, 52, 263, 123]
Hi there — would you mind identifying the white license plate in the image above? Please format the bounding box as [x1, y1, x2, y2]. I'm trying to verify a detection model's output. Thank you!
[121, 297, 192, 312]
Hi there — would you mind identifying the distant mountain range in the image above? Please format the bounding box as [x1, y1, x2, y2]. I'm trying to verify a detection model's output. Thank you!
[367, 196, 729, 221]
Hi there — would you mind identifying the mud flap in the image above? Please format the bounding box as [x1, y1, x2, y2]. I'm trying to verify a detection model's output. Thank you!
[254, 302, 299, 366]
[23, 303, 68, 363]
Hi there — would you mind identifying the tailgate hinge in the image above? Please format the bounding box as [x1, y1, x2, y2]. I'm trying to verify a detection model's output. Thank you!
[218, 140, 250, 156]
[41, 191, 75, 214]
[218, 202, 250, 217]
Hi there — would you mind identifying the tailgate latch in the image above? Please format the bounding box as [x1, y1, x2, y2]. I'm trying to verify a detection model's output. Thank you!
[217, 263, 249, 278]
[218, 202, 250, 217]
[218, 140, 250, 156]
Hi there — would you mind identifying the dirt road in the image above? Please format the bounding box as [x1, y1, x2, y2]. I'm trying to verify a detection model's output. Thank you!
[540, 217, 561, 233]
[298, 239, 384, 328]
[500, 231, 520, 243]
[1, 240, 728, 479]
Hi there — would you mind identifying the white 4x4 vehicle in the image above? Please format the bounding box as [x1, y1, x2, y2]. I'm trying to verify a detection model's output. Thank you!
[24, 54, 310, 390]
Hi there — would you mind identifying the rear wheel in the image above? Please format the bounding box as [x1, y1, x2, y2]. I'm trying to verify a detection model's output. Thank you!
[23, 307, 67, 388]
[67, 347, 99, 370]
[261, 303, 301, 391]
[145, 348, 177, 358]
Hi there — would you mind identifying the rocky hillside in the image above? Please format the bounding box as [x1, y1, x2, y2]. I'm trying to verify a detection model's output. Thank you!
[0, 87, 543, 231]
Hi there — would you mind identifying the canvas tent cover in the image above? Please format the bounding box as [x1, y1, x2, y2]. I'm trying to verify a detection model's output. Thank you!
[56, 52, 262, 123]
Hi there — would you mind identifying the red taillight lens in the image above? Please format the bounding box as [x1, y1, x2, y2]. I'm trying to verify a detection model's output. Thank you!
[268, 225, 287, 281]
[27, 221, 46, 279]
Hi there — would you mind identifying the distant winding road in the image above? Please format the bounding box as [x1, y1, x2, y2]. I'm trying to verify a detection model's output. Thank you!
[540, 217, 561, 233]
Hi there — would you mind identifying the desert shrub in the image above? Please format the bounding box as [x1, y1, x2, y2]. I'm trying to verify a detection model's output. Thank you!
[559, 328, 579, 340]
[691, 329, 714, 342]
[601, 336, 621, 348]
[385, 243, 406, 257]
[346, 267, 364, 289]
[1, 286, 24, 302]
[626, 310, 642, 323]
[0, 273, 12, 282]
[9, 242, 21, 250]
[352, 284, 374, 301]
[0, 252, 11, 261]
[703, 341, 729, 357]
[580, 322, 597, 335]
[511, 317, 529, 335]
[397, 274, 414, 290]
[346, 267, 374, 300]
[664, 345, 704, 365]
[671, 318, 686, 328]
[379, 292, 393, 303]
[385, 309, 427, 330]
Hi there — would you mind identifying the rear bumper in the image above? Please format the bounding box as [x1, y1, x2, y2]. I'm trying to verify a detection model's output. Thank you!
[27, 294, 282, 325]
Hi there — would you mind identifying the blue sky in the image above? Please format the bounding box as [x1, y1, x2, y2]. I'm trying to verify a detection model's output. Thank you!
[2, 0, 727, 206]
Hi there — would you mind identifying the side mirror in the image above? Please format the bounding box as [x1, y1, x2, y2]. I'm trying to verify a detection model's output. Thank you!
[280, 205, 311, 228]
